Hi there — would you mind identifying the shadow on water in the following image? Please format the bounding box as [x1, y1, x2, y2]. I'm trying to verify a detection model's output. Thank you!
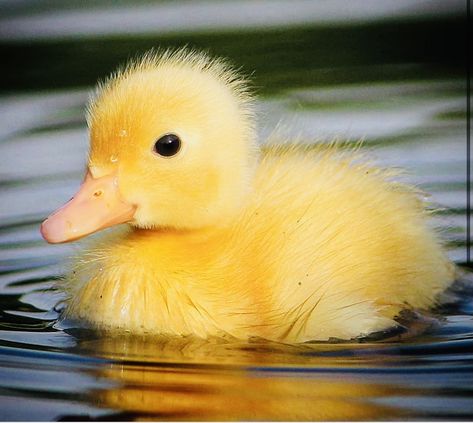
[0, 0, 472, 420]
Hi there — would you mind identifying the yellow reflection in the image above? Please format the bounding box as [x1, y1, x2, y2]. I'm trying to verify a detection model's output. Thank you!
[80, 335, 405, 420]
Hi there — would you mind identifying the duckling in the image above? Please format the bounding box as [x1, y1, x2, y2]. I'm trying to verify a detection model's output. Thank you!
[41, 48, 454, 342]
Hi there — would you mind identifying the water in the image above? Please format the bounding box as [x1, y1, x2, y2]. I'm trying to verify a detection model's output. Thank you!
[0, 1, 472, 420]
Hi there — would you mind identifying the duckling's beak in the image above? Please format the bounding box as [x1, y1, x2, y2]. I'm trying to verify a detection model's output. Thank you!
[40, 170, 136, 243]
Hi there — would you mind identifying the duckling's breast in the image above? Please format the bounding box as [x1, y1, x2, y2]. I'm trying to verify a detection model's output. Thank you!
[63, 227, 276, 338]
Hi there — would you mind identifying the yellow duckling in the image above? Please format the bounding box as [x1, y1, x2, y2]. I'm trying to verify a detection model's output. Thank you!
[41, 49, 454, 342]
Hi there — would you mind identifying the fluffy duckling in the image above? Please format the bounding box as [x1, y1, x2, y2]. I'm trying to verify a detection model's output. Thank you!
[41, 49, 454, 342]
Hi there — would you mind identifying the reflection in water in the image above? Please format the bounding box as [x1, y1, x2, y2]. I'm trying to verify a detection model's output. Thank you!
[80, 336, 402, 420]
[68, 323, 472, 421]
[97, 366, 398, 420]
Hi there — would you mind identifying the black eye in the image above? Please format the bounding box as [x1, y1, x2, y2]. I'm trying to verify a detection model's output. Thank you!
[153, 133, 181, 157]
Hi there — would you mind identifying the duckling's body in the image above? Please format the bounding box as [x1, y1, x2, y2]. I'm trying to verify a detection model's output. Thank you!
[65, 145, 453, 342]
[42, 49, 454, 342]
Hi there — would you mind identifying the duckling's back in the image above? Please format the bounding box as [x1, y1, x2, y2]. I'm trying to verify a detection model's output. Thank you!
[234, 144, 454, 342]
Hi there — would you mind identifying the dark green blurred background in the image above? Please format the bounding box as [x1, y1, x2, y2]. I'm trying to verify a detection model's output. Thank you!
[0, 0, 466, 95]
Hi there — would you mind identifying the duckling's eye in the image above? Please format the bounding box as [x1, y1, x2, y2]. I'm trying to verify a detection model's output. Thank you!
[153, 133, 181, 157]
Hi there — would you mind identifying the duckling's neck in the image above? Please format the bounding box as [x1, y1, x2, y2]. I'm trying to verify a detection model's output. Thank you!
[131, 224, 227, 240]
[124, 224, 233, 258]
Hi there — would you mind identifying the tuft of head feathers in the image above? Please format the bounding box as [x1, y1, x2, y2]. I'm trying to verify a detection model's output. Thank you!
[86, 47, 254, 130]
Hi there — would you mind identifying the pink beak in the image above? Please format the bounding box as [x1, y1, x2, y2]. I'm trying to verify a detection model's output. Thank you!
[40, 170, 136, 244]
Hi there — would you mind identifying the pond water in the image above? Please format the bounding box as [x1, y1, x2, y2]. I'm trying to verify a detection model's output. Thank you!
[0, 1, 472, 420]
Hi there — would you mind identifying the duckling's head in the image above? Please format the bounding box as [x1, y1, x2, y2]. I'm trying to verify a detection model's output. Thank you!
[41, 49, 257, 243]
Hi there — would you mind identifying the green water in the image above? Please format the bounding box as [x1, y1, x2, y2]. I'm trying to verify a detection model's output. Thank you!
[0, 1, 471, 420]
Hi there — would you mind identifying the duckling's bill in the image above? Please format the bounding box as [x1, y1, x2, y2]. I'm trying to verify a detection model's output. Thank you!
[40, 170, 136, 243]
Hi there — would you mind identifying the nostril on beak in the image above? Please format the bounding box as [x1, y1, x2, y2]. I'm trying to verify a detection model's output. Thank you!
[93, 190, 103, 197]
